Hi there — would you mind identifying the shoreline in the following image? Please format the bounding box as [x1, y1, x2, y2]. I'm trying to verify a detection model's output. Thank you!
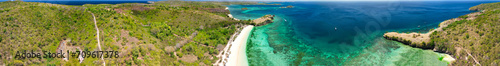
[227, 14, 240, 21]
[383, 17, 467, 49]
[383, 11, 482, 64]
[226, 7, 240, 21]
[216, 7, 273, 66]
[439, 53, 456, 64]
[226, 25, 253, 66]
[215, 25, 254, 66]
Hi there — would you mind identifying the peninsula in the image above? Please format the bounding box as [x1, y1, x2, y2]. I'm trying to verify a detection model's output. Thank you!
[384, 2, 500, 66]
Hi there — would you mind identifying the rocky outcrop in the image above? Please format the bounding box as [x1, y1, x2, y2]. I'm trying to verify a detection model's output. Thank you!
[384, 32, 434, 49]
[251, 14, 275, 26]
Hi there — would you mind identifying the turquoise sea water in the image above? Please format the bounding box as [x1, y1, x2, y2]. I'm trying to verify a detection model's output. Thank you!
[228, 1, 498, 66]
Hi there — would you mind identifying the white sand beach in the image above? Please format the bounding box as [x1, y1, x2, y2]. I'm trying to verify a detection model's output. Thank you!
[225, 25, 253, 66]
[215, 25, 253, 66]
[441, 54, 456, 63]
[227, 14, 240, 21]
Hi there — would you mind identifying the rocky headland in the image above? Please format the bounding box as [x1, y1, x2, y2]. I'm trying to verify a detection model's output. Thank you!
[384, 12, 481, 52]
[383, 2, 500, 65]
[251, 14, 275, 26]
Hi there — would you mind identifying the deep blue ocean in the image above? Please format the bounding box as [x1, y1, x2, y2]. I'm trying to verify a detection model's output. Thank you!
[227, 1, 499, 66]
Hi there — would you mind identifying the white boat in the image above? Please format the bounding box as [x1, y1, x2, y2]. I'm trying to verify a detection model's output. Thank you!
[284, 19, 287, 22]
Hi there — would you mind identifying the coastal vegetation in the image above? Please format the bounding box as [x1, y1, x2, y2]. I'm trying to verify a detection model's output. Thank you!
[469, 2, 500, 11]
[384, 2, 500, 66]
[431, 3, 500, 65]
[0, 1, 259, 65]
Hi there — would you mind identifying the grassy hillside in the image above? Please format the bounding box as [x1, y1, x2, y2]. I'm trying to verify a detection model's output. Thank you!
[430, 2, 500, 66]
[0, 1, 256, 65]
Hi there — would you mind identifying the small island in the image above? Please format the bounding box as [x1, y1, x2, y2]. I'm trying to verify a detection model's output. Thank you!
[281, 5, 294, 8]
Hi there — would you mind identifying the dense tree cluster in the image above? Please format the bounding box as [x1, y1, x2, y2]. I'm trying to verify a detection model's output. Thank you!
[0, 1, 259, 65]
[430, 2, 500, 65]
